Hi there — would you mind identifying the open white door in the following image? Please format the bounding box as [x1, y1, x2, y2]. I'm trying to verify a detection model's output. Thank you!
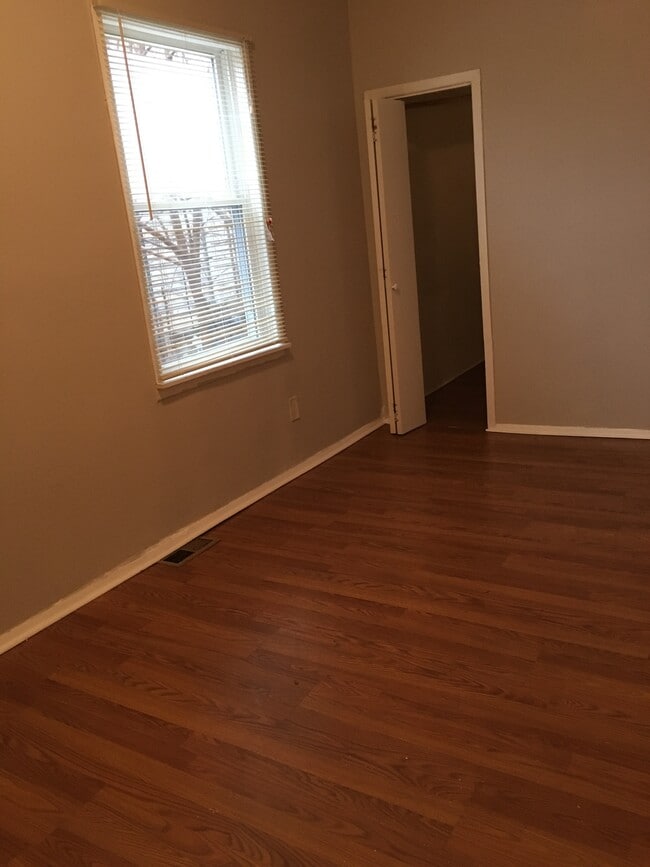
[371, 97, 426, 435]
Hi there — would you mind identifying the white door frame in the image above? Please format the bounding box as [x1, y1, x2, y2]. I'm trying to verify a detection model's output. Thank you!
[365, 69, 496, 431]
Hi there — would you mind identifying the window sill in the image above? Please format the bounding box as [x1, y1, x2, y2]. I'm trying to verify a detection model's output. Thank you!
[156, 341, 291, 400]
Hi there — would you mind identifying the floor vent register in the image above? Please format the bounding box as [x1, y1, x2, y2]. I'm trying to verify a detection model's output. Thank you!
[160, 534, 217, 566]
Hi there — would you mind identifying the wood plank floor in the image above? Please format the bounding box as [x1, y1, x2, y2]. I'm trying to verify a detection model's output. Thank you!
[2, 366, 650, 865]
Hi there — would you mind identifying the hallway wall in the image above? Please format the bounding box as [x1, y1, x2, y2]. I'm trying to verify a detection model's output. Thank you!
[405, 92, 484, 395]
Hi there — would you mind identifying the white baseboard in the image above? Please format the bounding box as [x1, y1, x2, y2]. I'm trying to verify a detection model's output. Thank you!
[0, 417, 386, 656]
[490, 423, 650, 440]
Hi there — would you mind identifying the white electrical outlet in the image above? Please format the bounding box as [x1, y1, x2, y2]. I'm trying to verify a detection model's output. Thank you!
[289, 395, 300, 421]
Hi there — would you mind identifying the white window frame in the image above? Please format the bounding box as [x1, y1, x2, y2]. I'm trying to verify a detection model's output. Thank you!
[94, 11, 290, 394]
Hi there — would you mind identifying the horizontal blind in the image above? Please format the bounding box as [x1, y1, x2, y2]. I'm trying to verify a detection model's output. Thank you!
[97, 11, 286, 383]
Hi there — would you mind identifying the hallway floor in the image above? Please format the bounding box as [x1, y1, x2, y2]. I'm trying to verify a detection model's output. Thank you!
[1, 378, 650, 865]
[426, 364, 487, 431]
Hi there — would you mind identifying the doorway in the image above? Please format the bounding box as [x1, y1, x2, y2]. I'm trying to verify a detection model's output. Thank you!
[365, 71, 495, 435]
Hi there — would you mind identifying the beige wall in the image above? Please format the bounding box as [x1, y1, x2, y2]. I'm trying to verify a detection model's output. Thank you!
[0, 0, 380, 634]
[405, 93, 484, 394]
[348, 0, 650, 428]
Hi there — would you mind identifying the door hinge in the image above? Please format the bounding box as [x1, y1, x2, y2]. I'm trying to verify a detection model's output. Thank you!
[371, 118, 378, 143]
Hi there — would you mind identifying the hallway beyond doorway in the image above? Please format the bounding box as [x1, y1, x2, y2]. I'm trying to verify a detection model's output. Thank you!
[426, 363, 487, 431]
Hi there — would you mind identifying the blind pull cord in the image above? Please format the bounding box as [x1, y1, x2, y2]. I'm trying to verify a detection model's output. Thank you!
[118, 14, 154, 220]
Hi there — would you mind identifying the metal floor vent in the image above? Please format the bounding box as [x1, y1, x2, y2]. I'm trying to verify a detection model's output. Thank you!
[160, 534, 217, 566]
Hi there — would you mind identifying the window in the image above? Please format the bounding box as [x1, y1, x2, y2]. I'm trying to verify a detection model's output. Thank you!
[97, 12, 288, 388]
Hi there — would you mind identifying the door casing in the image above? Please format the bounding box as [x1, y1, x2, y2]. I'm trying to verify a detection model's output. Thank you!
[364, 70, 495, 433]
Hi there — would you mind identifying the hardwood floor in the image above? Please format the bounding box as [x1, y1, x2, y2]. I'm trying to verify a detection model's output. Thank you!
[2, 367, 650, 865]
